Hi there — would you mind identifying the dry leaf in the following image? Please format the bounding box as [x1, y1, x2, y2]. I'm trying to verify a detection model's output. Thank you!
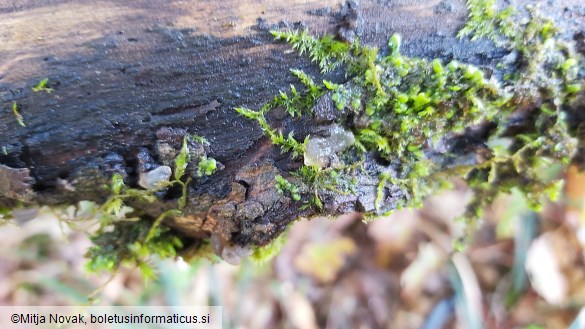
[525, 233, 567, 305]
[401, 243, 446, 298]
[294, 237, 356, 284]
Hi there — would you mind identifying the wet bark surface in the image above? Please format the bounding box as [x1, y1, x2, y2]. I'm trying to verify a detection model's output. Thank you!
[1, 0, 585, 247]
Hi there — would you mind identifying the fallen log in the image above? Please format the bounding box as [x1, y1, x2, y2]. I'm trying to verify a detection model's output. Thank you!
[1, 0, 584, 267]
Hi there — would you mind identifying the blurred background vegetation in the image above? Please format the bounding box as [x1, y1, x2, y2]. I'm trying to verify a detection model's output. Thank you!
[1, 180, 584, 329]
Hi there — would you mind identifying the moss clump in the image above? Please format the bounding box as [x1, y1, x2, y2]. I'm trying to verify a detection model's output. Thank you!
[237, 30, 506, 211]
[81, 172, 183, 279]
[249, 228, 289, 265]
[457, 0, 516, 46]
[235, 2, 583, 227]
[11, 102, 25, 127]
[275, 175, 301, 201]
[196, 156, 217, 177]
[83, 134, 219, 278]
[455, 2, 582, 218]
[85, 219, 183, 280]
[235, 106, 308, 158]
[32, 78, 53, 93]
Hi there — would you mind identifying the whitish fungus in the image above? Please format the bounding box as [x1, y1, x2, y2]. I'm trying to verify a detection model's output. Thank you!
[138, 165, 172, 190]
[221, 244, 253, 265]
[304, 125, 355, 168]
[211, 232, 253, 265]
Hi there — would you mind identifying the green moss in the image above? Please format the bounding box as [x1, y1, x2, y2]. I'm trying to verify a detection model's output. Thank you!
[190, 134, 210, 146]
[271, 30, 351, 73]
[272, 70, 324, 117]
[238, 28, 505, 212]
[249, 228, 289, 265]
[235, 106, 308, 158]
[85, 220, 183, 280]
[196, 156, 217, 177]
[275, 175, 301, 201]
[32, 78, 53, 93]
[458, 0, 516, 46]
[292, 161, 358, 211]
[11, 102, 25, 127]
[83, 172, 182, 278]
[83, 134, 210, 278]
[235, 1, 583, 231]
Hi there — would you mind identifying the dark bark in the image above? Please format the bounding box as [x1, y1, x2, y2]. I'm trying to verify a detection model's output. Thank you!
[1, 0, 584, 249]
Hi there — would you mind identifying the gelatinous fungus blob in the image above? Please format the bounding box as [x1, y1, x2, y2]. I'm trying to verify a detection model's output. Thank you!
[304, 125, 355, 168]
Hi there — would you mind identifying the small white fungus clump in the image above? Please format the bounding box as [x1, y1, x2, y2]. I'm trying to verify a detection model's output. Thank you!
[304, 125, 355, 168]
[221, 244, 253, 265]
[138, 165, 172, 190]
[210, 233, 253, 265]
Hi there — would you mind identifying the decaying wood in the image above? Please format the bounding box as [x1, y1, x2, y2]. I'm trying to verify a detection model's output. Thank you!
[1, 0, 585, 249]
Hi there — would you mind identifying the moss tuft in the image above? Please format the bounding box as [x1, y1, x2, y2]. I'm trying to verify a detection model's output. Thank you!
[236, 2, 584, 233]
